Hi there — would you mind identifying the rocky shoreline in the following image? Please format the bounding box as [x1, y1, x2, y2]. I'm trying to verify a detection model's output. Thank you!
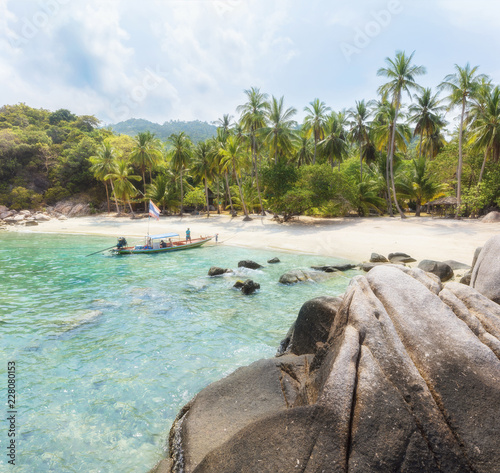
[151, 235, 500, 473]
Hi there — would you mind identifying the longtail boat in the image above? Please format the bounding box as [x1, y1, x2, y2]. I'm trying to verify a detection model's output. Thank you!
[111, 232, 214, 255]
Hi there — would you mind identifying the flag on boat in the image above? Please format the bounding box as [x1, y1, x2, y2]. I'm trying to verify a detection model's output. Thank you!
[149, 200, 160, 220]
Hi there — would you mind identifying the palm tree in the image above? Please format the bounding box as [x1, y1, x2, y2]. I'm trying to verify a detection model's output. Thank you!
[222, 135, 251, 220]
[407, 157, 447, 216]
[439, 63, 486, 217]
[168, 132, 193, 215]
[89, 142, 119, 213]
[468, 85, 500, 183]
[215, 114, 234, 139]
[319, 111, 348, 169]
[378, 50, 426, 218]
[260, 95, 298, 164]
[294, 131, 314, 167]
[348, 100, 372, 180]
[130, 131, 163, 211]
[192, 141, 215, 217]
[104, 159, 141, 216]
[408, 88, 446, 158]
[303, 99, 331, 164]
[146, 173, 170, 212]
[422, 127, 447, 159]
[237, 87, 269, 215]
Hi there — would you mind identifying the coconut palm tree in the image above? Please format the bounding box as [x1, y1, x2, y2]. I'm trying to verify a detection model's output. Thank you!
[408, 88, 446, 158]
[294, 131, 314, 167]
[407, 157, 447, 216]
[260, 95, 298, 164]
[146, 173, 170, 213]
[303, 98, 331, 164]
[192, 141, 215, 217]
[439, 63, 486, 217]
[348, 100, 372, 180]
[422, 127, 447, 159]
[215, 114, 234, 139]
[130, 131, 163, 211]
[237, 87, 269, 215]
[222, 135, 251, 220]
[378, 50, 426, 218]
[319, 111, 348, 169]
[89, 141, 119, 213]
[468, 85, 500, 183]
[104, 159, 141, 216]
[168, 132, 193, 215]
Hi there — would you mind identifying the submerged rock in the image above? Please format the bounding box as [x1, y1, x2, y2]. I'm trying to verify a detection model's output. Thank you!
[241, 279, 260, 295]
[311, 264, 356, 272]
[237, 260, 262, 270]
[207, 267, 232, 277]
[278, 269, 336, 285]
[232, 279, 260, 295]
[158, 263, 500, 473]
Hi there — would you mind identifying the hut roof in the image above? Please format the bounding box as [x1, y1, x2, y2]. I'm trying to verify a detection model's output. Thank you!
[427, 196, 458, 206]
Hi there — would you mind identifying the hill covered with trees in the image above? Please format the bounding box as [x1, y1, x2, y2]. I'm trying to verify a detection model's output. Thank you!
[109, 119, 217, 143]
[1, 51, 500, 219]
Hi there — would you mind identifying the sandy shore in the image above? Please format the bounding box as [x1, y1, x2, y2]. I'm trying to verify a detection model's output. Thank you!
[10, 212, 500, 265]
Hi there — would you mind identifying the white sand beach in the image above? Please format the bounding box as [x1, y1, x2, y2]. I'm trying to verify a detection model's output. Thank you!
[12, 213, 500, 265]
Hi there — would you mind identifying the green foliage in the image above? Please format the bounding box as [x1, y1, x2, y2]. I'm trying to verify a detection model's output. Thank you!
[8, 186, 43, 210]
[184, 187, 206, 209]
[44, 186, 71, 205]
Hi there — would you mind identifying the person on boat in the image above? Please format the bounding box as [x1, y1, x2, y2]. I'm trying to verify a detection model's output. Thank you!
[186, 228, 191, 243]
[160, 240, 166, 248]
[167, 238, 173, 247]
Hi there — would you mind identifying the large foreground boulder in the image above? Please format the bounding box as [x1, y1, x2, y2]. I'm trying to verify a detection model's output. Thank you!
[471, 235, 500, 304]
[155, 263, 500, 473]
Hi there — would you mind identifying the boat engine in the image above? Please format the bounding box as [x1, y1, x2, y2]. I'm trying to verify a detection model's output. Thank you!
[116, 237, 128, 249]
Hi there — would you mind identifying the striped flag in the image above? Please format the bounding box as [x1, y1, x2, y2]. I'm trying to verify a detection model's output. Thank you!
[149, 200, 160, 220]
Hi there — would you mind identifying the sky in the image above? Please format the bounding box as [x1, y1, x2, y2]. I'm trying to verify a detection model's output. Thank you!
[1, 0, 500, 128]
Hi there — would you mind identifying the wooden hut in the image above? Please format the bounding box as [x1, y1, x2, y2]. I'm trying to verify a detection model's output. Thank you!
[426, 196, 457, 217]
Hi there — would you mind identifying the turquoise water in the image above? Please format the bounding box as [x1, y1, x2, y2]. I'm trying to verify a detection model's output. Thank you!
[0, 232, 358, 472]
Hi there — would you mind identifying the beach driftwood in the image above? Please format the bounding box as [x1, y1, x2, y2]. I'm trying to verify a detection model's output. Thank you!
[152, 236, 500, 473]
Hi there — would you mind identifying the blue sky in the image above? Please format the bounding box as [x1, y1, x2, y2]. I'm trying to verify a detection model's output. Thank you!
[1, 0, 499, 128]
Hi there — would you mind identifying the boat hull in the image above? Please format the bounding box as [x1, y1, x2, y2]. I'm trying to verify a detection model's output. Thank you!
[113, 237, 213, 255]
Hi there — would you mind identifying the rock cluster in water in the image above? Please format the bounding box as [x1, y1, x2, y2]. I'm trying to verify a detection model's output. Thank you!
[152, 235, 500, 473]
[0, 201, 92, 228]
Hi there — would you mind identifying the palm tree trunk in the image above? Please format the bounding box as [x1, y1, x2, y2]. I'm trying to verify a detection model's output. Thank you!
[179, 168, 184, 216]
[224, 171, 235, 215]
[105, 181, 110, 213]
[418, 132, 424, 159]
[478, 147, 489, 184]
[359, 139, 363, 181]
[253, 142, 265, 215]
[233, 162, 250, 219]
[142, 168, 147, 212]
[204, 175, 210, 218]
[455, 99, 466, 218]
[386, 142, 393, 216]
[110, 180, 120, 214]
[128, 200, 135, 216]
[389, 99, 406, 219]
[313, 136, 317, 165]
[216, 175, 221, 214]
[415, 200, 421, 217]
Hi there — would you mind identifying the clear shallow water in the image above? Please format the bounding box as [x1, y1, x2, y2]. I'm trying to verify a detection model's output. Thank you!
[0, 232, 359, 472]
